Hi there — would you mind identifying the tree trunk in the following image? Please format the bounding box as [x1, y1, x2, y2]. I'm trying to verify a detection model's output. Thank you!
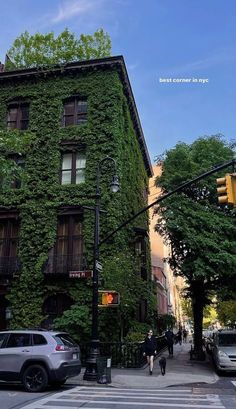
[192, 279, 205, 360]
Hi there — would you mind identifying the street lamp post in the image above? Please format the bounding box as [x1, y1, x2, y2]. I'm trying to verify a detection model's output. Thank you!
[83, 156, 119, 381]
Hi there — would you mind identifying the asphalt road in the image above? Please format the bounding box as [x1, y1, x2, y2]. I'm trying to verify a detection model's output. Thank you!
[0, 375, 235, 409]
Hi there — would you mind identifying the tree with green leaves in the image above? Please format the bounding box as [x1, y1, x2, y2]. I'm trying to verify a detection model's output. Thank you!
[155, 135, 236, 357]
[5, 28, 111, 70]
[217, 300, 236, 328]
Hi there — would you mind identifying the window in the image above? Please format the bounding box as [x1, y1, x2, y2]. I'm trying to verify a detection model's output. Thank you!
[44, 213, 86, 275]
[55, 215, 84, 271]
[6, 333, 31, 348]
[61, 152, 86, 185]
[0, 155, 25, 190]
[53, 334, 78, 347]
[218, 334, 236, 346]
[42, 294, 73, 328]
[0, 219, 19, 275]
[33, 334, 47, 346]
[63, 98, 87, 126]
[7, 102, 29, 130]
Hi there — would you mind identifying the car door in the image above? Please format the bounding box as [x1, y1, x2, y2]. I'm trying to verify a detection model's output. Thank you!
[0, 332, 33, 379]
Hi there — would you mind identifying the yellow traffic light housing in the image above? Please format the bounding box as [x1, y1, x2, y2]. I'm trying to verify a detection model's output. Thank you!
[216, 173, 236, 205]
[99, 290, 120, 307]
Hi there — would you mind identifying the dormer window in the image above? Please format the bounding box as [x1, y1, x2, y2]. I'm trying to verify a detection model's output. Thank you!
[62, 98, 87, 126]
[7, 102, 29, 130]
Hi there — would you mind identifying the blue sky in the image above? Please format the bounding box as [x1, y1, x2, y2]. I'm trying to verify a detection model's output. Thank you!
[1, 0, 235, 161]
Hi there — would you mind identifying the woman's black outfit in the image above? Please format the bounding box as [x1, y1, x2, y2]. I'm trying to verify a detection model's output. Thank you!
[143, 335, 157, 356]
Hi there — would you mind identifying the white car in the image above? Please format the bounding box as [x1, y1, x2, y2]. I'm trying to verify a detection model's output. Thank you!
[0, 330, 81, 392]
[212, 330, 236, 373]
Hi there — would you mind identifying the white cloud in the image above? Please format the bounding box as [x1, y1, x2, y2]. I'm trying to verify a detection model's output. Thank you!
[127, 62, 139, 71]
[51, 0, 105, 24]
[161, 47, 236, 76]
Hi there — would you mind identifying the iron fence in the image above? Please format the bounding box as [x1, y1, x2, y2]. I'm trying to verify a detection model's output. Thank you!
[81, 335, 167, 368]
[43, 254, 88, 275]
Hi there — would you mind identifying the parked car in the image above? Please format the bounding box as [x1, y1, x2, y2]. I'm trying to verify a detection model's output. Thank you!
[0, 329, 81, 392]
[211, 329, 236, 373]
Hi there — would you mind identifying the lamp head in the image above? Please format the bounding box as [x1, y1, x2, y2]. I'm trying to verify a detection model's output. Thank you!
[110, 175, 119, 193]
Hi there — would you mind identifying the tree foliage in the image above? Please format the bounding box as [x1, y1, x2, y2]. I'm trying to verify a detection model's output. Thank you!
[155, 135, 236, 354]
[0, 130, 32, 187]
[5, 28, 111, 70]
[217, 300, 236, 327]
[53, 305, 91, 343]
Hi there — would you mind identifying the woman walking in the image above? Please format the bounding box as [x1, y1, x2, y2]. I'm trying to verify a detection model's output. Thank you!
[143, 329, 157, 375]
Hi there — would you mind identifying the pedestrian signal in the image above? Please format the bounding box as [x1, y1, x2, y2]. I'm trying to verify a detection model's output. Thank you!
[99, 291, 120, 307]
[216, 173, 236, 205]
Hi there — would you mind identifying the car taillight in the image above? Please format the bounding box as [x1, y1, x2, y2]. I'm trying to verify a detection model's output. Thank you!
[55, 345, 69, 351]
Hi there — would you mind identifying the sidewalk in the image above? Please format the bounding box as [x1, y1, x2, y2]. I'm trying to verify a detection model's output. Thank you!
[69, 341, 218, 389]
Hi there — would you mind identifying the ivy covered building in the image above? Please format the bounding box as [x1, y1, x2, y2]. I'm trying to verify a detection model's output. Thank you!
[0, 56, 155, 340]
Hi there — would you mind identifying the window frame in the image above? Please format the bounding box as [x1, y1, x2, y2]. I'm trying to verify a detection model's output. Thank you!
[7, 101, 29, 130]
[61, 151, 86, 185]
[62, 98, 88, 127]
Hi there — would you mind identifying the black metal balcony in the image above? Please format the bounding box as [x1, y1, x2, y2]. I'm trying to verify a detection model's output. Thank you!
[43, 254, 88, 275]
[0, 256, 21, 276]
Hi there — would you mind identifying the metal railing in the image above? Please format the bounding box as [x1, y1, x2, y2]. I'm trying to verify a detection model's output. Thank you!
[0, 256, 21, 275]
[43, 254, 88, 275]
[81, 336, 167, 368]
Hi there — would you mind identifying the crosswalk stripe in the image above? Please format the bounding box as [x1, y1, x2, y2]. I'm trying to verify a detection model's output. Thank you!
[61, 392, 221, 401]
[231, 380, 236, 387]
[69, 391, 219, 398]
[75, 386, 192, 392]
[46, 398, 225, 408]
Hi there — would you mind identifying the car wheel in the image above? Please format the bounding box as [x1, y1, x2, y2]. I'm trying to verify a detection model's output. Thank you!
[22, 364, 48, 392]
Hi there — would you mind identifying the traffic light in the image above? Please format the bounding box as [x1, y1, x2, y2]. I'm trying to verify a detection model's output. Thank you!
[99, 291, 120, 307]
[216, 173, 236, 205]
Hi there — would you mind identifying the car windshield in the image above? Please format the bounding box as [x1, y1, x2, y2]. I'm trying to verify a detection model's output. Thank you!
[53, 334, 78, 347]
[218, 333, 236, 346]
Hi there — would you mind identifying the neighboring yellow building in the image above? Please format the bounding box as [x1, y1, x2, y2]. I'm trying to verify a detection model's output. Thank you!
[149, 164, 184, 326]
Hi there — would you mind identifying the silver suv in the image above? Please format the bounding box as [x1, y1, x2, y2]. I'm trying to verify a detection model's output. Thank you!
[212, 329, 236, 373]
[0, 329, 81, 392]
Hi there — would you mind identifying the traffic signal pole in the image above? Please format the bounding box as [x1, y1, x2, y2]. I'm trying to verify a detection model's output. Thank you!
[100, 158, 236, 246]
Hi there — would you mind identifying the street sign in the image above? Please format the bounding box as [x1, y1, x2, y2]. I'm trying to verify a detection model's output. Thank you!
[69, 271, 93, 278]
[96, 261, 103, 272]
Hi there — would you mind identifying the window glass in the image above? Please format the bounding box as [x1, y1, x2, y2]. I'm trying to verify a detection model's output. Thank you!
[0, 219, 19, 262]
[77, 100, 87, 114]
[76, 153, 86, 169]
[62, 154, 72, 170]
[77, 101, 87, 124]
[64, 101, 75, 115]
[76, 169, 85, 184]
[6, 333, 31, 348]
[219, 334, 236, 346]
[61, 170, 72, 185]
[20, 105, 29, 129]
[33, 334, 47, 345]
[7, 108, 18, 129]
[76, 153, 86, 184]
[53, 334, 78, 347]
